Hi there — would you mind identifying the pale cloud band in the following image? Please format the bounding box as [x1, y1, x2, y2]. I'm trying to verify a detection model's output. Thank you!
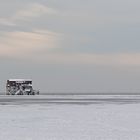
[13, 3, 57, 21]
[0, 30, 62, 57]
[0, 3, 58, 26]
[37, 53, 140, 66]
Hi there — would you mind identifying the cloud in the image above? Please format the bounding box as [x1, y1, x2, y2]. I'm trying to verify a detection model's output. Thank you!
[0, 18, 16, 26]
[0, 3, 57, 26]
[36, 53, 140, 66]
[0, 29, 62, 58]
[13, 3, 57, 21]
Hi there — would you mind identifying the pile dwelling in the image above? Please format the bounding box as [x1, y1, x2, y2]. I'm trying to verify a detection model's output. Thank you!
[6, 79, 39, 95]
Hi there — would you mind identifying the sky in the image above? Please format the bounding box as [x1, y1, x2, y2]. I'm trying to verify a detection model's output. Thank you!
[0, 0, 140, 93]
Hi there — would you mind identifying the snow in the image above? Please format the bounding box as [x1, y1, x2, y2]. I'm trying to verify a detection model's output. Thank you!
[8, 79, 32, 82]
[0, 95, 140, 140]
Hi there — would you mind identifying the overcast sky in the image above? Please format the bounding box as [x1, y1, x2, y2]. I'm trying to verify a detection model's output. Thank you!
[0, 0, 140, 93]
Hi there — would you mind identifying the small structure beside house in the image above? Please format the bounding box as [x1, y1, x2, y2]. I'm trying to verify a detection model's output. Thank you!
[6, 79, 39, 95]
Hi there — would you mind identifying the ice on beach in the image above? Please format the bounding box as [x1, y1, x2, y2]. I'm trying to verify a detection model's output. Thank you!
[0, 100, 140, 140]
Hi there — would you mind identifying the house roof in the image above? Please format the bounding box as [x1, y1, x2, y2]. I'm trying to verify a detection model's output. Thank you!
[8, 79, 32, 82]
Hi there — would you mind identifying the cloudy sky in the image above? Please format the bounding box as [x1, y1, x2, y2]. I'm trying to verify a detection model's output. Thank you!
[0, 0, 140, 93]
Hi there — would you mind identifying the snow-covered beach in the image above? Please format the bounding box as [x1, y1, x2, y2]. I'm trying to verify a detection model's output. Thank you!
[0, 95, 140, 140]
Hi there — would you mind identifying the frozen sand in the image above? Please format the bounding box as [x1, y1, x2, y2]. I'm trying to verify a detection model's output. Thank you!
[0, 95, 140, 140]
